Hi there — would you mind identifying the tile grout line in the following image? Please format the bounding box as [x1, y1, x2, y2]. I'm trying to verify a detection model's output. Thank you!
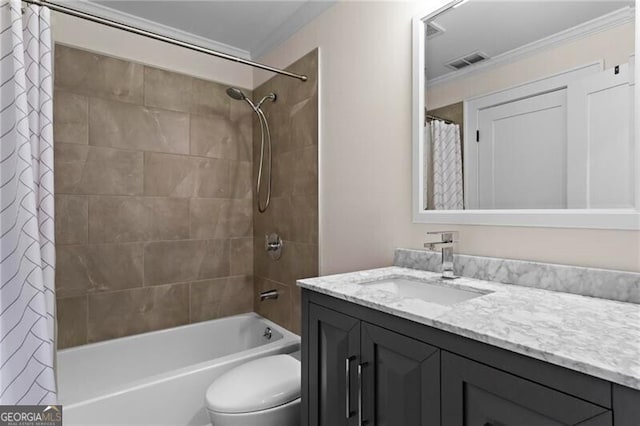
[188, 280, 192, 324]
[84, 293, 89, 346]
[57, 236, 256, 248]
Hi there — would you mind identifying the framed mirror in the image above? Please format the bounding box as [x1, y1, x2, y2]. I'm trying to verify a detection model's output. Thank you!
[413, 0, 640, 229]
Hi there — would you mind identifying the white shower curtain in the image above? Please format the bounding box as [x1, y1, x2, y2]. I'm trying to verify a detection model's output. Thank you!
[0, 0, 56, 404]
[431, 120, 464, 210]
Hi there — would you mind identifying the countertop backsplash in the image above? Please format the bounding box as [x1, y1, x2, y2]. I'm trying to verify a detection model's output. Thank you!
[394, 248, 640, 304]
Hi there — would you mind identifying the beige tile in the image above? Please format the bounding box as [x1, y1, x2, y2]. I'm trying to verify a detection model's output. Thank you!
[55, 243, 144, 298]
[290, 285, 302, 335]
[282, 50, 319, 105]
[250, 49, 318, 335]
[143, 152, 230, 198]
[229, 161, 253, 199]
[54, 45, 143, 104]
[254, 277, 291, 330]
[288, 93, 318, 151]
[229, 88, 253, 122]
[56, 296, 87, 349]
[257, 109, 292, 156]
[88, 196, 189, 243]
[271, 147, 316, 198]
[292, 146, 318, 195]
[190, 114, 251, 161]
[143, 153, 197, 197]
[87, 283, 189, 343]
[89, 97, 189, 154]
[54, 90, 88, 144]
[55, 143, 143, 195]
[144, 239, 230, 285]
[230, 238, 253, 276]
[144, 67, 193, 113]
[190, 276, 253, 323]
[195, 158, 234, 198]
[288, 194, 318, 244]
[55, 195, 88, 245]
[253, 49, 318, 156]
[191, 78, 231, 117]
[258, 49, 318, 109]
[271, 151, 295, 198]
[254, 240, 318, 286]
[190, 198, 252, 239]
[254, 196, 291, 240]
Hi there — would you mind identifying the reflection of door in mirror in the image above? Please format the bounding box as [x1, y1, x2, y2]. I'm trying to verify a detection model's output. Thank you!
[476, 89, 567, 210]
[423, 0, 635, 211]
[568, 63, 635, 209]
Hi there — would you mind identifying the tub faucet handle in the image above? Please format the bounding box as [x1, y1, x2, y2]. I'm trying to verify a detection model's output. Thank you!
[424, 231, 458, 246]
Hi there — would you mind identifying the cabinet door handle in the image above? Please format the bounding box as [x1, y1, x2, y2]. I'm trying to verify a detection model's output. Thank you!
[358, 362, 368, 425]
[345, 356, 355, 418]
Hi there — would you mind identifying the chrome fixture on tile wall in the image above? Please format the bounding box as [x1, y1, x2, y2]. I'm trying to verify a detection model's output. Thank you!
[226, 88, 277, 213]
[265, 233, 283, 260]
[259, 290, 279, 302]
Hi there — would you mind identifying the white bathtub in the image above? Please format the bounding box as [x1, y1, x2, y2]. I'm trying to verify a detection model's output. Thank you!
[57, 313, 300, 426]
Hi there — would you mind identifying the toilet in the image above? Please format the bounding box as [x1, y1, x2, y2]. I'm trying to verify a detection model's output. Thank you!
[205, 354, 301, 426]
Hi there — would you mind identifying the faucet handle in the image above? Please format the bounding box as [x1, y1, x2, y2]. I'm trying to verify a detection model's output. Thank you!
[426, 231, 458, 243]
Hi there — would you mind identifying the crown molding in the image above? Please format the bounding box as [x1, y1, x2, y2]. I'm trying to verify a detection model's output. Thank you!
[251, 0, 336, 59]
[62, 0, 251, 60]
[428, 6, 635, 88]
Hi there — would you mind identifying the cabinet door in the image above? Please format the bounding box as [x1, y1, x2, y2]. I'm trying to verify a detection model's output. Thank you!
[442, 352, 612, 426]
[360, 322, 440, 426]
[308, 303, 361, 426]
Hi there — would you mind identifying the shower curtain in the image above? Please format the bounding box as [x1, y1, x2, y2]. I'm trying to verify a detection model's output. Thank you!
[430, 120, 464, 210]
[0, 0, 57, 404]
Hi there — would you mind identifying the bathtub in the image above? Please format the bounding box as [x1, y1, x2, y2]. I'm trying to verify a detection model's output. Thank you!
[57, 313, 300, 426]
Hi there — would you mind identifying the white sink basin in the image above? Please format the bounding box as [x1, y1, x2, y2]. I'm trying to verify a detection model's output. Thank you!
[359, 277, 487, 306]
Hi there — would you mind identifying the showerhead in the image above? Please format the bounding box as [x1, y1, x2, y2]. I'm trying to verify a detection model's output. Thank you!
[224, 87, 276, 213]
[226, 87, 247, 101]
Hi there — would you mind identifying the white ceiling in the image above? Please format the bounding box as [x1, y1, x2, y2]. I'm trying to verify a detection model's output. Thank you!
[426, 0, 634, 80]
[83, 0, 336, 59]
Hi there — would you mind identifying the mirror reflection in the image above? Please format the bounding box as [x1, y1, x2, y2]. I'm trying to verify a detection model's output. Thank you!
[423, 0, 635, 210]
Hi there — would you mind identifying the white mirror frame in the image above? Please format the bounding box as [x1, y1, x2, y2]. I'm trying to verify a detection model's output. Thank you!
[412, 0, 640, 230]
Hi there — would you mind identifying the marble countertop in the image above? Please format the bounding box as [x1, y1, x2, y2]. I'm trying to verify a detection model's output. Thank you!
[297, 266, 640, 390]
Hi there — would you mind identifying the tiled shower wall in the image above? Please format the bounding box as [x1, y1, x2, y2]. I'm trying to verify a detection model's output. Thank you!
[253, 50, 319, 335]
[54, 45, 254, 348]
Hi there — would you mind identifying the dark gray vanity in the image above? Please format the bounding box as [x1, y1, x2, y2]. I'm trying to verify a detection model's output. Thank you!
[298, 255, 640, 426]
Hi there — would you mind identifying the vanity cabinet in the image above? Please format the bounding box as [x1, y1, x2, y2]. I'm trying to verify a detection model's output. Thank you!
[302, 290, 640, 426]
[442, 352, 612, 426]
[307, 303, 440, 426]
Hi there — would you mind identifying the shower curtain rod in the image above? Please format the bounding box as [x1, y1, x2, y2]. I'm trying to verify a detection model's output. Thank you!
[22, 0, 308, 82]
[424, 111, 454, 125]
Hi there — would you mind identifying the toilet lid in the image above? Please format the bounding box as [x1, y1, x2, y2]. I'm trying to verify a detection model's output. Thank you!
[206, 354, 301, 414]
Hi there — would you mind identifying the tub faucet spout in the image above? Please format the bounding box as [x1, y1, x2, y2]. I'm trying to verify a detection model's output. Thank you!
[259, 289, 279, 301]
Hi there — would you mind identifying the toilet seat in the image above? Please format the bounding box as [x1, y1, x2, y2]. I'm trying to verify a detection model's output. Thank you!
[205, 354, 301, 414]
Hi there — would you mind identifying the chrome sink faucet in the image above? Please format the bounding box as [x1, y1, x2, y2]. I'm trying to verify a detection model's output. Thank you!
[424, 231, 458, 279]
